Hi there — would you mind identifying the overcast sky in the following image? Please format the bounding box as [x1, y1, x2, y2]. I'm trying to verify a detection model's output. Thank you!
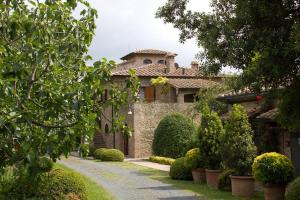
[85, 0, 211, 67]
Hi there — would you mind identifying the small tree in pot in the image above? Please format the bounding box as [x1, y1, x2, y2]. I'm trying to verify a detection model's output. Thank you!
[184, 148, 205, 184]
[198, 104, 225, 188]
[221, 104, 257, 197]
[252, 152, 294, 200]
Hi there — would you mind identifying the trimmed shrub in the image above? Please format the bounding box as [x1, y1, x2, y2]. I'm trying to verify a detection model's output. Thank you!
[169, 157, 192, 180]
[37, 169, 87, 200]
[94, 148, 124, 162]
[218, 169, 235, 191]
[184, 148, 204, 170]
[252, 152, 294, 185]
[198, 104, 224, 169]
[149, 156, 175, 165]
[221, 104, 257, 176]
[152, 113, 197, 158]
[88, 145, 97, 157]
[285, 177, 300, 200]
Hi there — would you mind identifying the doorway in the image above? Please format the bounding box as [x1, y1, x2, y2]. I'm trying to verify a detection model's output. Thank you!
[291, 133, 300, 176]
[124, 134, 129, 156]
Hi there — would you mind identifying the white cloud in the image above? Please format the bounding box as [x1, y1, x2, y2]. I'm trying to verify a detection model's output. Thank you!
[86, 0, 212, 67]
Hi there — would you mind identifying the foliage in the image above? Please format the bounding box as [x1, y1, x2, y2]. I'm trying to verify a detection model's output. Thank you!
[169, 157, 192, 180]
[88, 145, 97, 157]
[150, 76, 169, 94]
[255, 123, 281, 154]
[195, 84, 228, 115]
[218, 169, 235, 191]
[184, 148, 204, 170]
[252, 152, 294, 185]
[221, 104, 257, 176]
[285, 177, 300, 200]
[149, 156, 175, 165]
[94, 148, 124, 162]
[37, 169, 87, 200]
[198, 104, 224, 169]
[152, 113, 197, 158]
[0, 0, 139, 171]
[156, 0, 300, 132]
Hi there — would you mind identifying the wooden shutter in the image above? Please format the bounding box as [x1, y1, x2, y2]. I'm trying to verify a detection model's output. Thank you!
[145, 86, 155, 102]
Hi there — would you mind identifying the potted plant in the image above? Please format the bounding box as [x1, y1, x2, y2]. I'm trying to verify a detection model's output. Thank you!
[198, 103, 224, 188]
[221, 104, 257, 197]
[252, 152, 294, 200]
[184, 148, 206, 183]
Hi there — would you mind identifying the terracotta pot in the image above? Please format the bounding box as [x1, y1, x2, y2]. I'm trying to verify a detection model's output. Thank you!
[205, 169, 222, 188]
[263, 184, 286, 200]
[230, 175, 255, 197]
[192, 168, 206, 184]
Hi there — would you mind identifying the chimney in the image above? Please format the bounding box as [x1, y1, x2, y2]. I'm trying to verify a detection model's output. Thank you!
[166, 55, 176, 73]
[191, 61, 199, 70]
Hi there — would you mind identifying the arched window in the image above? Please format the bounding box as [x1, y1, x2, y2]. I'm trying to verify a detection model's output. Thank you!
[143, 59, 152, 64]
[158, 60, 165, 64]
[105, 124, 109, 134]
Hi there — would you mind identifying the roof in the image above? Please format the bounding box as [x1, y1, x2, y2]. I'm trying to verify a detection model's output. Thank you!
[256, 108, 278, 120]
[121, 49, 177, 60]
[168, 78, 216, 89]
[113, 64, 202, 78]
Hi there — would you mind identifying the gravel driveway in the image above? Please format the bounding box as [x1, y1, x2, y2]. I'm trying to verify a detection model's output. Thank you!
[58, 156, 200, 200]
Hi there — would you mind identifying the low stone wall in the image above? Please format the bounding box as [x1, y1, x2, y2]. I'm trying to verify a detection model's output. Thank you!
[132, 102, 199, 158]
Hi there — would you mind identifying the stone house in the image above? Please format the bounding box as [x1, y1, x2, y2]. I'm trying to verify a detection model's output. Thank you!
[93, 49, 222, 158]
[217, 91, 300, 176]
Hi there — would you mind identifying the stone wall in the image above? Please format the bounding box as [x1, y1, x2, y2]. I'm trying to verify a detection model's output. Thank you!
[132, 102, 199, 158]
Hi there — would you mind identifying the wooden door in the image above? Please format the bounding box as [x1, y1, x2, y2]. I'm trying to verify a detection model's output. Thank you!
[145, 86, 155, 102]
[291, 133, 300, 176]
[124, 134, 129, 156]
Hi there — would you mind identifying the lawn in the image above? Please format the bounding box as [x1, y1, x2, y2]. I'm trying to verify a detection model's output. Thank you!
[55, 163, 115, 200]
[116, 161, 264, 200]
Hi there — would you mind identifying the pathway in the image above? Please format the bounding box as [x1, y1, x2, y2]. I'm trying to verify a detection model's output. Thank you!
[59, 156, 199, 200]
[126, 158, 170, 172]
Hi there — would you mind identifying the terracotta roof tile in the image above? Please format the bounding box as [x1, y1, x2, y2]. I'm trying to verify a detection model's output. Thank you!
[168, 78, 217, 89]
[113, 64, 202, 78]
[121, 49, 177, 60]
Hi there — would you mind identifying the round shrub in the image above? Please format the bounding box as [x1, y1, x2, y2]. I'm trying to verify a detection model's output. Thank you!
[184, 148, 204, 170]
[285, 177, 300, 200]
[94, 148, 124, 162]
[88, 145, 97, 157]
[252, 152, 294, 185]
[169, 157, 192, 180]
[37, 169, 87, 200]
[37, 157, 54, 172]
[221, 104, 257, 176]
[218, 169, 235, 191]
[152, 113, 197, 158]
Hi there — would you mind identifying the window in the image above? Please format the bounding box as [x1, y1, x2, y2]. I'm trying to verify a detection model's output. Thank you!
[105, 124, 109, 134]
[138, 87, 145, 101]
[158, 60, 165, 64]
[184, 94, 196, 103]
[143, 59, 152, 64]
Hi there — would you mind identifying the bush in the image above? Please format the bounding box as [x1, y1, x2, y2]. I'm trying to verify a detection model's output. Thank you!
[152, 113, 197, 158]
[88, 145, 97, 157]
[37, 169, 87, 200]
[94, 148, 124, 162]
[218, 169, 235, 191]
[37, 157, 54, 173]
[285, 177, 300, 200]
[252, 152, 294, 185]
[221, 104, 257, 176]
[198, 104, 224, 169]
[184, 148, 204, 170]
[169, 157, 192, 180]
[149, 156, 175, 165]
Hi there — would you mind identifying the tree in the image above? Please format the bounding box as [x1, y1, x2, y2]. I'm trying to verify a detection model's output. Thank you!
[0, 0, 139, 170]
[222, 104, 256, 176]
[156, 0, 300, 131]
[198, 103, 224, 170]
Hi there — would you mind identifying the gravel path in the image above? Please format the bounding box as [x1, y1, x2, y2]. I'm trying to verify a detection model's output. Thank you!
[58, 156, 200, 200]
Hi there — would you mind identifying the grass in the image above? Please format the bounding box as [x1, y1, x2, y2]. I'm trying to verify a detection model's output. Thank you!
[55, 163, 115, 200]
[113, 161, 264, 200]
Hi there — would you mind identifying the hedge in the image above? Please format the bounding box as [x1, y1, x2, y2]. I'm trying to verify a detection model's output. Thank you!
[149, 156, 175, 165]
[94, 148, 124, 162]
[169, 157, 192, 180]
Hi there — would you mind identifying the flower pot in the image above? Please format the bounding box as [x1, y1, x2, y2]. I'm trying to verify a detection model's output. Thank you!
[205, 169, 222, 188]
[230, 175, 254, 197]
[192, 168, 206, 184]
[263, 184, 286, 200]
